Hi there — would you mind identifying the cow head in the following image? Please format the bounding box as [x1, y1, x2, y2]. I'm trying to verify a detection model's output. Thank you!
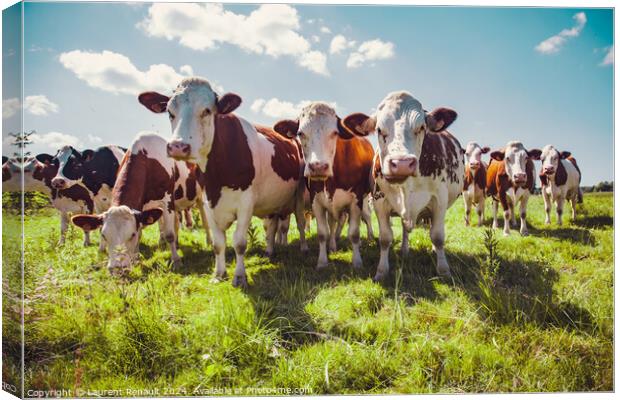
[274, 102, 352, 180]
[2, 156, 11, 183]
[464, 142, 490, 171]
[540, 145, 571, 176]
[35, 146, 94, 190]
[342, 91, 457, 184]
[72, 205, 163, 273]
[490, 141, 541, 186]
[138, 77, 242, 169]
[32, 153, 59, 188]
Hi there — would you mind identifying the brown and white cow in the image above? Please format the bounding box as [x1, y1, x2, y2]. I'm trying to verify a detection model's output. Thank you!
[539, 145, 582, 225]
[138, 77, 306, 287]
[341, 91, 464, 280]
[486, 141, 542, 236]
[71, 133, 210, 274]
[462, 142, 490, 227]
[274, 102, 374, 270]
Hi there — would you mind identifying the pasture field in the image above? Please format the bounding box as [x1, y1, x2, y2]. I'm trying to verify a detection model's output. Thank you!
[2, 192, 613, 395]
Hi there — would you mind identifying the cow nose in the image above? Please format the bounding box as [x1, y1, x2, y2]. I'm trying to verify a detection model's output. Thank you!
[469, 161, 481, 169]
[544, 166, 555, 174]
[167, 141, 191, 159]
[308, 161, 329, 176]
[513, 173, 527, 183]
[51, 177, 67, 189]
[388, 155, 418, 176]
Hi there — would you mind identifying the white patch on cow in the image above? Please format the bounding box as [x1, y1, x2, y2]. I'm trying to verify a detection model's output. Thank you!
[503, 141, 530, 184]
[540, 144, 581, 225]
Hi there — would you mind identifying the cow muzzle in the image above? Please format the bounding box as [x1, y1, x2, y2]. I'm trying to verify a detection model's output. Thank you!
[51, 177, 68, 189]
[167, 140, 191, 160]
[513, 173, 527, 185]
[306, 161, 330, 181]
[544, 166, 555, 175]
[469, 161, 481, 170]
[384, 155, 418, 183]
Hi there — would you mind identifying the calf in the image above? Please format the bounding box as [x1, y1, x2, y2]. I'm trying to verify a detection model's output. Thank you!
[45, 145, 126, 213]
[138, 77, 306, 287]
[341, 91, 464, 279]
[539, 145, 582, 225]
[71, 133, 210, 274]
[486, 141, 541, 236]
[462, 142, 490, 226]
[274, 102, 374, 269]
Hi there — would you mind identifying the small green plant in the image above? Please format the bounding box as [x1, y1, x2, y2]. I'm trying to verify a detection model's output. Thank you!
[247, 220, 260, 250]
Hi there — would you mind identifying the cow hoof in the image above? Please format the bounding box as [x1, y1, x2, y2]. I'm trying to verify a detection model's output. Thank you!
[352, 258, 363, 270]
[520, 231, 529, 237]
[316, 260, 329, 270]
[373, 272, 387, 282]
[210, 274, 227, 283]
[329, 244, 337, 253]
[232, 274, 248, 288]
[436, 265, 451, 277]
[172, 259, 183, 270]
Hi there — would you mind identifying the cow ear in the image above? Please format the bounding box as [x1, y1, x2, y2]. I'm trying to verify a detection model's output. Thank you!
[481, 146, 491, 154]
[528, 149, 542, 160]
[72, 214, 103, 231]
[216, 93, 242, 115]
[490, 150, 505, 161]
[35, 153, 54, 165]
[342, 113, 377, 137]
[2, 156, 7, 165]
[138, 91, 170, 113]
[81, 149, 95, 162]
[274, 120, 299, 139]
[426, 107, 457, 132]
[560, 151, 571, 159]
[137, 208, 163, 226]
[336, 117, 354, 140]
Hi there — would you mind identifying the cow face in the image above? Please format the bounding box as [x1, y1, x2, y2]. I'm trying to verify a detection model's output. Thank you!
[44, 146, 94, 190]
[342, 91, 457, 184]
[138, 77, 242, 169]
[464, 142, 490, 171]
[72, 206, 163, 273]
[33, 153, 59, 186]
[540, 145, 571, 176]
[274, 102, 353, 180]
[490, 141, 542, 186]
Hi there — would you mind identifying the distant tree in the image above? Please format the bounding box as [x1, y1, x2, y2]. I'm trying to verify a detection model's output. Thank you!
[7, 130, 35, 162]
[592, 181, 614, 193]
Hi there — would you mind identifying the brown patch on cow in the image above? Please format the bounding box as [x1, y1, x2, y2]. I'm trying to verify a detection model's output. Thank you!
[174, 185, 184, 200]
[185, 162, 198, 201]
[553, 159, 568, 186]
[112, 149, 174, 211]
[539, 171, 548, 187]
[419, 131, 463, 183]
[464, 163, 487, 191]
[196, 114, 255, 208]
[487, 158, 535, 210]
[307, 136, 374, 209]
[2, 164, 10, 182]
[255, 125, 303, 182]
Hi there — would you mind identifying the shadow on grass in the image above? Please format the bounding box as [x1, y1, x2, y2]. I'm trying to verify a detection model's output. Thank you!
[527, 225, 597, 246]
[573, 215, 613, 229]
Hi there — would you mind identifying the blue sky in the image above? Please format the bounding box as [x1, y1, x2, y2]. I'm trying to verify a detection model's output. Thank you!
[2, 3, 614, 185]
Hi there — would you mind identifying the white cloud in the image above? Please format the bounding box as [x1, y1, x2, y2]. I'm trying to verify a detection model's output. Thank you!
[88, 134, 103, 144]
[59, 50, 193, 95]
[251, 97, 337, 119]
[600, 45, 614, 66]
[31, 132, 81, 150]
[312, 35, 321, 43]
[320, 26, 331, 34]
[297, 51, 329, 76]
[346, 39, 395, 68]
[23, 95, 59, 116]
[3, 98, 20, 119]
[329, 34, 356, 55]
[3, 95, 59, 119]
[138, 3, 329, 76]
[535, 12, 587, 55]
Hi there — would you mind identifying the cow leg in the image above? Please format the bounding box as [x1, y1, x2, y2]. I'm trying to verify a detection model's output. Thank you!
[463, 193, 471, 226]
[362, 200, 375, 240]
[400, 218, 410, 258]
[556, 196, 565, 227]
[197, 197, 212, 247]
[476, 197, 485, 227]
[232, 207, 252, 288]
[277, 215, 290, 245]
[430, 203, 450, 276]
[264, 217, 278, 258]
[314, 203, 329, 269]
[98, 230, 106, 252]
[348, 203, 363, 269]
[295, 199, 309, 252]
[210, 222, 228, 282]
[183, 209, 193, 229]
[509, 203, 517, 227]
[161, 211, 182, 268]
[570, 195, 578, 221]
[335, 212, 346, 240]
[328, 213, 338, 252]
[519, 195, 530, 236]
[542, 189, 552, 225]
[374, 199, 393, 281]
[491, 200, 499, 229]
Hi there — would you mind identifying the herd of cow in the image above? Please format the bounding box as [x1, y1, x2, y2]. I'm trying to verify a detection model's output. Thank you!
[2, 77, 583, 286]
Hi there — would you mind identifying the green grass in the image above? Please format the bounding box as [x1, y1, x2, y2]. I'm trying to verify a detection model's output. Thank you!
[2, 193, 613, 395]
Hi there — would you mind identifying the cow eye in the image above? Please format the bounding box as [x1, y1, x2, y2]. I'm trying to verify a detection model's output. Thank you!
[201, 108, 211, 118]
[168, 111, 175, 120]
[130, 232, 136, 239]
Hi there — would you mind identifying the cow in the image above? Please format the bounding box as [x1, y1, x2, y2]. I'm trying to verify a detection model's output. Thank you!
[341, 91, 464, 280]
[43, 145, 126, 214]
[486, 141, 542, 236]
[138, 76, 307, 287]
[3, 157, 20, 191]
[539, 145, 582, 226]
[71, 133, 210, 274]
[273, 102, 375, 270]
[462, 142, 490, 227]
